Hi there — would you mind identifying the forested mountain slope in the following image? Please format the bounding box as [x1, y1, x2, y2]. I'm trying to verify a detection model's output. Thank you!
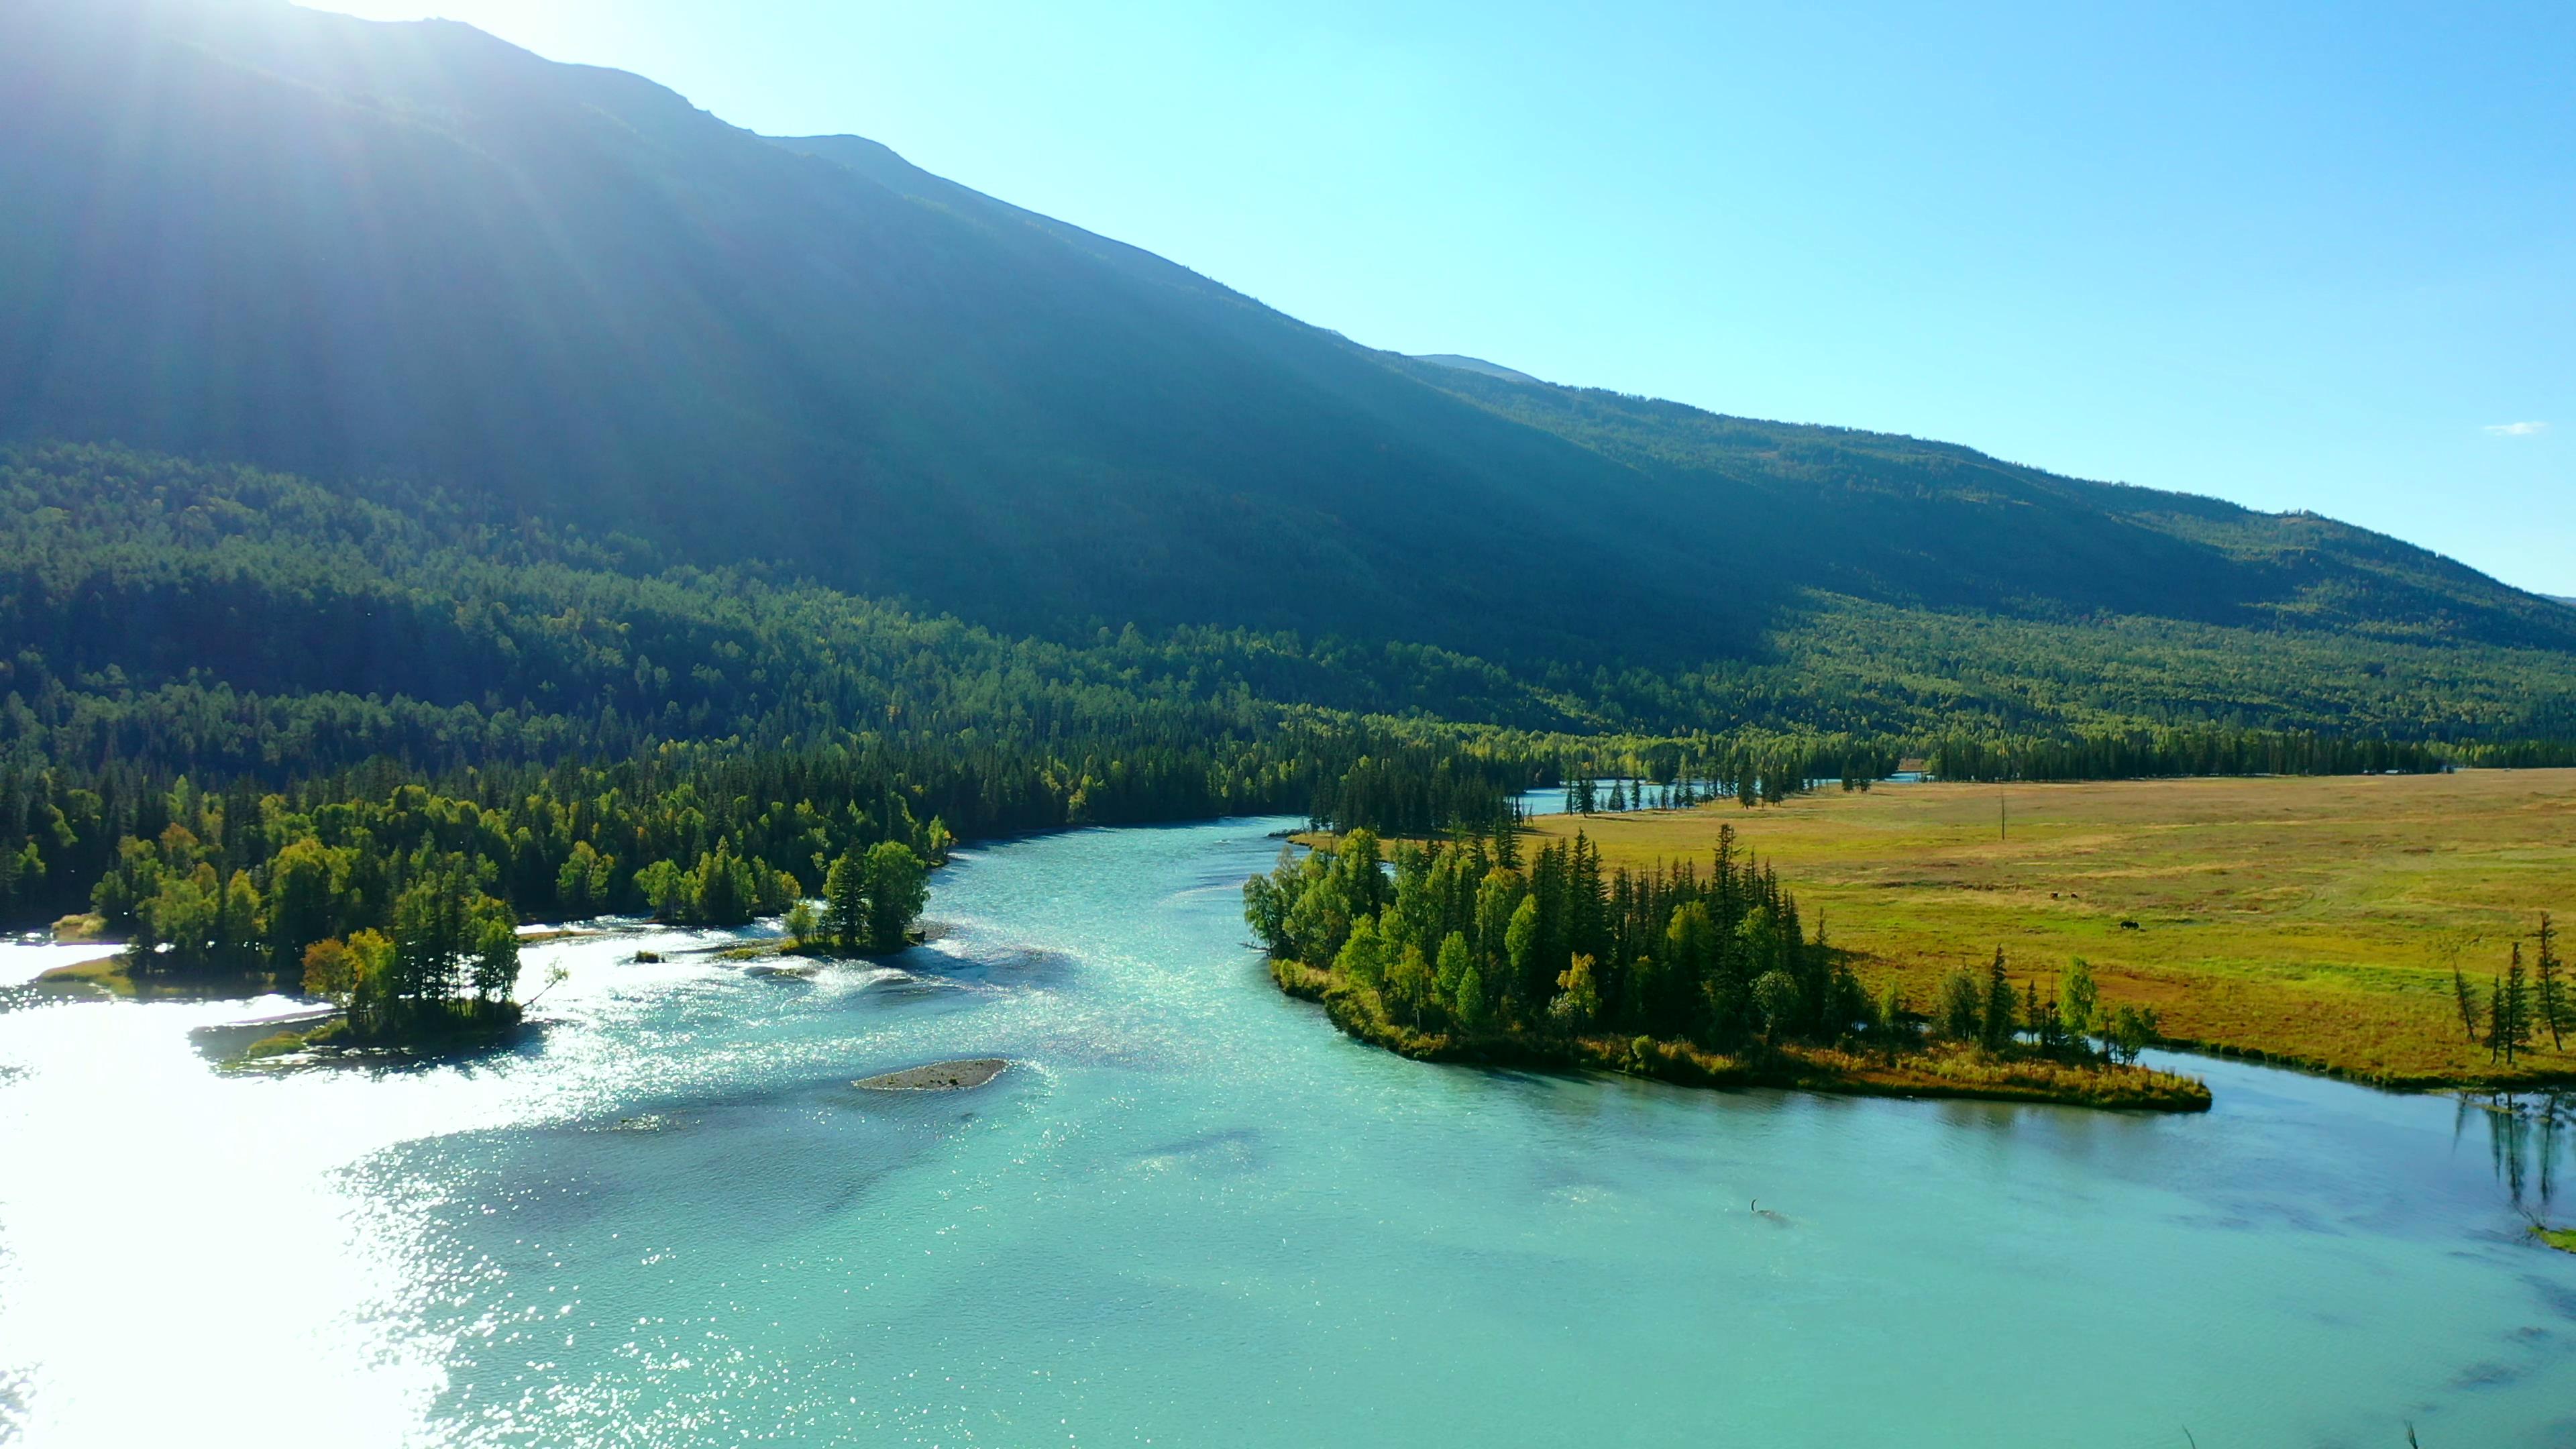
[8, 443, 2571, 778]
[4, 0, 2569, 687]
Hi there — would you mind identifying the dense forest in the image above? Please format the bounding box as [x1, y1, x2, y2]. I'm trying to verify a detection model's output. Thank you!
[1245, 826, 2192, 1106]
[5, 441, 2573, 962]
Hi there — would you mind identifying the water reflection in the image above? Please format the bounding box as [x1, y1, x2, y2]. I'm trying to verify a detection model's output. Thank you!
[2467, 1090, 2573, 1228]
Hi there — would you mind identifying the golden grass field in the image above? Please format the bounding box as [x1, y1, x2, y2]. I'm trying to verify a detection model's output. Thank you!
[1523, 769, 2576, 1087]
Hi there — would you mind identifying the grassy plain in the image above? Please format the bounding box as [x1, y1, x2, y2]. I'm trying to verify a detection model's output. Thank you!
[1524, 769, 2576, 1087]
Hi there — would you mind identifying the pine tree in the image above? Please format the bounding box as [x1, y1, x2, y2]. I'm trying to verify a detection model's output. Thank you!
[2497, 945, 2532, 1065]
[1981, 946, 2016, 1051]
[2453, 965, 2483, 1044]
[2536, 912, 2565, 1053]
[824, 851, 867, 952]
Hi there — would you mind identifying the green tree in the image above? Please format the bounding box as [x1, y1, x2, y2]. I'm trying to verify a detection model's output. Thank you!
[388, 867, 474, 1014]
[1333, 914, 1387, 991]
[1283, 875, 1352, 966]
[784, 899, 820, 949]
[1663, 902, 1719, 1015]
[1386, 943, 1436, 1028]
[1875, 979, 1911, 1053]
[1980, 947, 2017, 1051]
[1336, 828, 1387, 918]
[1434, 931, 1472, 1010]
[1752, 969, 1802, 1044]
[1455, 964, 1491, 1034]
[2106, 1004, 2160, 1065]
[635, 859, 686, 921]
[2061, 957, 2099, 1049]
[219, 869, 266, 973]
[267, 837, 352, 970]
[555, 840, 612, 917]
[1505, 894, 1542, 1004]
[824, 851, 869, 951]
[2536, 913, 2565, 1053]
[470, 914, 521, 1005]
[2493, 947, 2532, 1065]
[862, 841, 929, 953]
[1936, 969, 1983, 1042]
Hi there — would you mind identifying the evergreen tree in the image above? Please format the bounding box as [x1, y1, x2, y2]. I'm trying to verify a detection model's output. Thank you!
[2496, 946, 2532, 1065]
[2453, 965, 2483, 1044]
[1981, 947, 2017, 1051]
[2536, 913, 2565, 1053]
[824, 851, 868, 952]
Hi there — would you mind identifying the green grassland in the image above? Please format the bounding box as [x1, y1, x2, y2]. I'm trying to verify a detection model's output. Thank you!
[1525, 769, 2576, 1087]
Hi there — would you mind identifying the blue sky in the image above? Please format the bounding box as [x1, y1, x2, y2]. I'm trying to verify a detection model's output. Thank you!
[322, 0, 2573, 595]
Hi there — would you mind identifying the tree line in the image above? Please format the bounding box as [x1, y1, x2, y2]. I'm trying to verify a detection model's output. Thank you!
[1245, 824, 2156, 1069]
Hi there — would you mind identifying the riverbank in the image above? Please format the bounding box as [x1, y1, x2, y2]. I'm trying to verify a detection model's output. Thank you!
[32, 955, 284, 1001]
[1272, 960, 2211, 1112]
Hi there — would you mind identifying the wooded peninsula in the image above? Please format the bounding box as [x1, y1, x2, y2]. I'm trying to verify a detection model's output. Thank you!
[1248, 824, 2212, 1112]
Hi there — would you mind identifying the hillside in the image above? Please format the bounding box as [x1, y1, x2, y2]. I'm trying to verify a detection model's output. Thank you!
[4, 0, 2571, 707]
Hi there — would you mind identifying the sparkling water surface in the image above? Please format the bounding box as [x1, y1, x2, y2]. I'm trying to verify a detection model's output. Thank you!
[2, 817, 2571, 1447]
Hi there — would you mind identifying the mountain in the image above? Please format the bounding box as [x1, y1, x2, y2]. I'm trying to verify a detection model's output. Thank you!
[1413, 355, 1546, 386]
[2, 0, 2571, 712]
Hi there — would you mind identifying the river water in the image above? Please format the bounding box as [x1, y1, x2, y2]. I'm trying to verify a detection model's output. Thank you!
[1, 817, 2570, 1447]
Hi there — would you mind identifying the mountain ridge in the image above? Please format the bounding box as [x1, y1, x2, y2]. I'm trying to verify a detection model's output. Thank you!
[2, 0, 2569, 700]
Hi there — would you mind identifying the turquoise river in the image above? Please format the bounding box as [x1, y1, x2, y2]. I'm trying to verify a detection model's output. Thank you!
[2, 818, 2573, 1446]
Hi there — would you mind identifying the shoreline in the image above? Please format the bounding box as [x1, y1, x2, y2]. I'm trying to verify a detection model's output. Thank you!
[30, 955, 288, 1001]
[1271, 960, 2213, 1113]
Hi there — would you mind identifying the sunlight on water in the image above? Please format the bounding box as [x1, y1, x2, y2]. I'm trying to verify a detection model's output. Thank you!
[3, 820, 2573, 1448]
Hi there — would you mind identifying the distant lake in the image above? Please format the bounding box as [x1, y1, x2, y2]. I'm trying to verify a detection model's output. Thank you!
[2, 817, 2570, 1446]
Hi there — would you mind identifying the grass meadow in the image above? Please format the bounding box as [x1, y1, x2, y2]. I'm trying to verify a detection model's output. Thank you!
[1524, 769, 2576, 1086]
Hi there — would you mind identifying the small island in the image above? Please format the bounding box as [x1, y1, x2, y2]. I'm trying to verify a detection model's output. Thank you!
[1250, 826, 2210, 1113]
[855, 1058, 1009, 1091]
